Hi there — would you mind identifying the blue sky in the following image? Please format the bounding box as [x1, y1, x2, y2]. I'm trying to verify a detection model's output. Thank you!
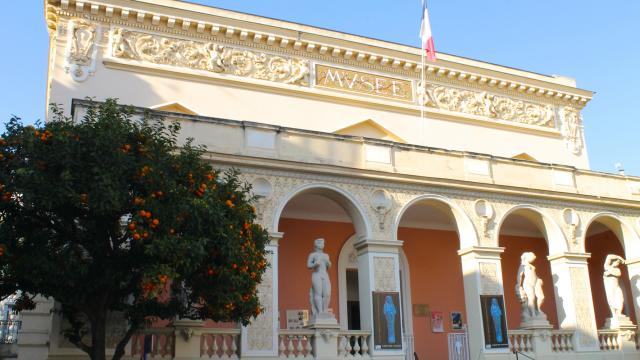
[1, 1, 638, 175]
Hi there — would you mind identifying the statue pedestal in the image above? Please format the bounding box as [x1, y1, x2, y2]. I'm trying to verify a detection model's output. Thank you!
[604, 315, 636, 330]
[306, 313, 339, 360]
[519, 314, 552, 330]
[307, 313, 339, 328]
[173, 319, 203, 360]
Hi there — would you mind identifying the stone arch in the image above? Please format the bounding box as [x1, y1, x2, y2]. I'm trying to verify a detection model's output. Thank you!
[582, 212, 640, 259]
[391, 194, 479, 249]
[272, 183, 372, 239]
[494, 204, 568, 254]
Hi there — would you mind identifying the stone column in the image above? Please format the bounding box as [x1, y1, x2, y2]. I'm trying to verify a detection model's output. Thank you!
[241, 232, 282, 358]
[457, 247, 509, 359]
[354, 238, 404, 360]
[547, 252, 600, 351]
[173, 319, 204, 359]
[17, 296, 54, 360]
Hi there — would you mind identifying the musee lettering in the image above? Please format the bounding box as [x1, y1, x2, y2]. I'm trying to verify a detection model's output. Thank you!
[315, 65, 413, 102]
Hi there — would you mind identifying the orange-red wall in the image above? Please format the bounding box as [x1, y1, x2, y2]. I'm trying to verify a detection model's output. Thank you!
[499, 235, 559, 330]
[586, 230, 637, 327]
[278, 218, 355, 328]
[399, 227, 465, 360]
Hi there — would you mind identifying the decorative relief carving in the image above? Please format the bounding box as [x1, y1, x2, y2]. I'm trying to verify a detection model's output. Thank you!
[569, 267, 598, 347]
[373, 257, 397, 292]
[65, 19, 100, 82]
[420, 83, 556, 129]
[560, 106, 584, 155]
[479, 262, 502, 295]
[371, 189, 393, 231]
[111, 28, 309, 86]
[246, 251, 274, 351]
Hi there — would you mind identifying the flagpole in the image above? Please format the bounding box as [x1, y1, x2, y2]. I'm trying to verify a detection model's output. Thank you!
[420, 0, 426, 143]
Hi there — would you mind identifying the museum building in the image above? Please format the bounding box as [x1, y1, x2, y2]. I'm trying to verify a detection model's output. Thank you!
[17, 0, 640, 359]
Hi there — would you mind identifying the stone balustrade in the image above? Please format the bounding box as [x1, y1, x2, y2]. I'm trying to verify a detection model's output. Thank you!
[201, 329, 240, 359]
[337, 330, 371, 359]
[550, 330, 574, 352]
[278, 329, 315, 359]
[130, 327, 175, 359]
[598, 329, 621, 351]
[508, 330, 534, 353]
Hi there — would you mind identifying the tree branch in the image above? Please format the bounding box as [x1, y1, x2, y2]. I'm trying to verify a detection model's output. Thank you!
[112, 320, 140, 360]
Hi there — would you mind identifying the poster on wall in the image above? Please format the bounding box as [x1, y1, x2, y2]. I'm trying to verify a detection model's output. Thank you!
[431, 311, 444, 333]
[480, 295, 508, 349]
[372, 292, 402, 350]
[286, 310, 309, 329]
[450, 311, 463, 330]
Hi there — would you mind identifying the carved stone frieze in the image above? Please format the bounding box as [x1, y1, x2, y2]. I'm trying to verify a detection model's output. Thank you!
[65, 19, 100, 82]
[420, 83, 556, 128]
[111, 28, 309, 86]
[560, 106, 584, 155]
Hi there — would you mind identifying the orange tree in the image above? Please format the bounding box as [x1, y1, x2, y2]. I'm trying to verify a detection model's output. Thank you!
[0, 99, 269, 360]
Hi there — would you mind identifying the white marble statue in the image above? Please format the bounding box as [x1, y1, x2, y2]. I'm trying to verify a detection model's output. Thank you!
[516, 252, 547, 323]
[308, 238, 331, 316]
[603, 254, 626, 328]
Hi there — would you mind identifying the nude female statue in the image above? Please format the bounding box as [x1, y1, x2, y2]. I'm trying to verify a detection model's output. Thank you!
[516, 252, 546, 320]
[603, 254, 626, 325]
[308, 238, 331, 316]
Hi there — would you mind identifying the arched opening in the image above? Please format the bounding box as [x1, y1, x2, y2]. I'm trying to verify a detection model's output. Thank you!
[585, 215, 637, 328]
[395, 197, 468, 360]
[275, 186, 369, 330]
[497, 208, 560, 330]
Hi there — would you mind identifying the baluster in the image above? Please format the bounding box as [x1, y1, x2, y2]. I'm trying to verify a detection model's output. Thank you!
[222, 334, 231, 359]
[287, 335, 295, 358]
[345, 335, 353, 358]
[230, 334, 239, 359]
[304, 336, 313, 359]
[202, 334, 210, 358]
[361, 335, 369, 357]
[353, 335, 361, 358]
[295, 335, 304, 358]
[211, 334, 219, 358]
[279, 336, 286, 357]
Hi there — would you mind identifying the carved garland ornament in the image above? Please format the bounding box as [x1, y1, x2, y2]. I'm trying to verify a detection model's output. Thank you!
[111, 29, 310, 86]
[420, 83, 556, 128]
[560, 106, 584, 155]
[65, 19, 100, 82]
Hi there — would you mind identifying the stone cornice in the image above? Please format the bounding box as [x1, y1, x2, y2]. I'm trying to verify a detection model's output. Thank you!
[46, 0, 593, 108]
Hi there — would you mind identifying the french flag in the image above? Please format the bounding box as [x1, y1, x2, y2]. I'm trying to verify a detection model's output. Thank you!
[420, 0, 436, 62]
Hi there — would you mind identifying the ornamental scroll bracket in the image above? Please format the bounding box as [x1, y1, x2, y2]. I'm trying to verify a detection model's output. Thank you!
[562, 208, 580, 246]
[111, 28, 309, 86]
[65, 19, 100, 82]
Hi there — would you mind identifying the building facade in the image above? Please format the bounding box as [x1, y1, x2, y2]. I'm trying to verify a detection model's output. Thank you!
[18, 0, 640, 359]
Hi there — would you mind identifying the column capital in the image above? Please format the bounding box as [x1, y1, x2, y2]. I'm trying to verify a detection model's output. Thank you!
[457, 246, 504, 260]
[354, 238, 403, 254]
[547, 252, 591, 264]
[268, 231, 284, 247]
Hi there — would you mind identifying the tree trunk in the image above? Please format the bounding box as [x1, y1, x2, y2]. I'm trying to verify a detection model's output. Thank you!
[90, 312, 107, 360]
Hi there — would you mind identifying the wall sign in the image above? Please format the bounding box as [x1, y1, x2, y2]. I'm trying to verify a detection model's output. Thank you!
[315, 64, 413, 102]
